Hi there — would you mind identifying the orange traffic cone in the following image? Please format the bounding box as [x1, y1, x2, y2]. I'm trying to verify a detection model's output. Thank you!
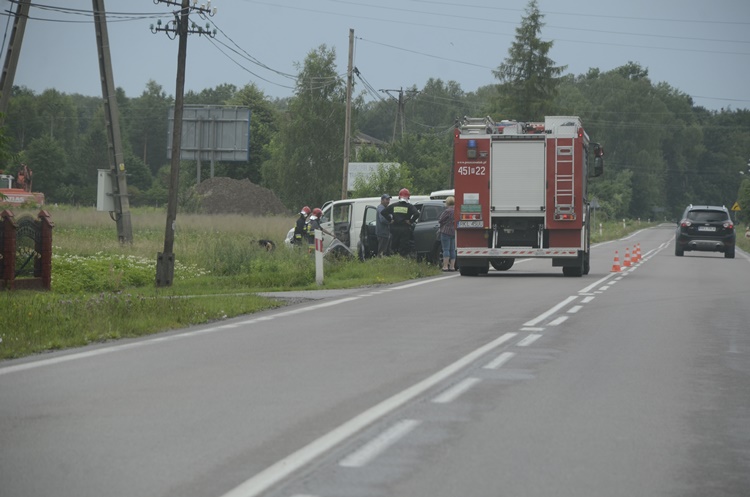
[634, 244, 641, 262]
[611, 251, 622, 272]
[623, 247, 631, 267]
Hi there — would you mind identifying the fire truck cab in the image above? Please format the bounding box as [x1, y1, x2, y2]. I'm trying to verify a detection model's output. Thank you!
[453, 116, 603, 277]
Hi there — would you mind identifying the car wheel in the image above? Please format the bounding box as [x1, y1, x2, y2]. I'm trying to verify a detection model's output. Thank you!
[725, 246, 735, 259]
[675, 245, 684, 257]
[429, 242, 442, 266]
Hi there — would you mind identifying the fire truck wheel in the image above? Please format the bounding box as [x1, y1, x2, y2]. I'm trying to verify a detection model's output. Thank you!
[490, 258, 514, 271]
[459, 266, 480, 276]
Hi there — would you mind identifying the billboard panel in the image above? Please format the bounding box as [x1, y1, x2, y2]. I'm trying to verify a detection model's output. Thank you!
[167, 105, 250, 162]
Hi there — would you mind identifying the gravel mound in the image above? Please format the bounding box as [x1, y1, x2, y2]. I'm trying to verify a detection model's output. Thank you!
[194, 177, 290, 216]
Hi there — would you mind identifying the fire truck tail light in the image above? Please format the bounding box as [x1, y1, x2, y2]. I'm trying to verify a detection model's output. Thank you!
[555, 213, 576, 221]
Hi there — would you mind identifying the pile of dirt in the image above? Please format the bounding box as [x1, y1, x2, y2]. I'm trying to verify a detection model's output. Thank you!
[194, 177, 290, 216]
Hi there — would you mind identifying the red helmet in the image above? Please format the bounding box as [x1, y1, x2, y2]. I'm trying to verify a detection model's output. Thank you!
[398, 188, 410, 199]
[300, 206, 311, 215]
[312, 207, 323, 217]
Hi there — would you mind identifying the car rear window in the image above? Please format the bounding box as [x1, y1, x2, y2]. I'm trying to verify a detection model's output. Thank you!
[687, 210, 728, 222]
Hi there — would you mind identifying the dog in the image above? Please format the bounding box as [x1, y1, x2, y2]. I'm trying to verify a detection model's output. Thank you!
[256, 239, 276, 252]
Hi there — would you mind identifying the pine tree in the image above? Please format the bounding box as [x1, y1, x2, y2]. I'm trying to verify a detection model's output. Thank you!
[493, 0, 566, 121]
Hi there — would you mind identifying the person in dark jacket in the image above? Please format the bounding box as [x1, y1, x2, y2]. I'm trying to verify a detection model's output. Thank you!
[293, 206, 311, 246]
[376, 193, 392, 256]
[382, 188, 420, 256]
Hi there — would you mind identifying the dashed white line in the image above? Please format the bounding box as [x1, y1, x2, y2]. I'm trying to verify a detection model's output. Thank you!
[567, 305, 583, 314]
[549, 316, 569, 326]
[520, 327, 544, 332]
[581, 296, 595, 303]
[517, 334, 542, 347]
[339, 419, 422, 468]
[432, 377, 482, 404]
[484, 351, 516, 370]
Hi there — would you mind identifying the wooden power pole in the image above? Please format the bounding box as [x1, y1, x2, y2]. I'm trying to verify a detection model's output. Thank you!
[341, 28, 354, 200]
[152, 0, 216, 287]
[93, 0, 132, 244]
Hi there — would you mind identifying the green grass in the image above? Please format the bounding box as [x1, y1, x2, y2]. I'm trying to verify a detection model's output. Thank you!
[1, 206, 442, 360]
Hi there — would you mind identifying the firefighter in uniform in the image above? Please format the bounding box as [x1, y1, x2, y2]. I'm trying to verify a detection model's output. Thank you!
[382, 188, 420, 257]
[293, 206, 311, 246]
[307, 207, 335, 252]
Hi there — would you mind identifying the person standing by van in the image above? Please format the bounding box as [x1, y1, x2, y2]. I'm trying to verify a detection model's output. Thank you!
[438, 196, 456, 271]
[382, 188, 420, 257]
[376, 194, 392, 256]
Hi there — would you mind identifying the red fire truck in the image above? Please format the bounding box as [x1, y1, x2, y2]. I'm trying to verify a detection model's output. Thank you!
[453, 116, 603, 276]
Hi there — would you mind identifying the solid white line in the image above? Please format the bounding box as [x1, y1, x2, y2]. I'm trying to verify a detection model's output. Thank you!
[517, 334, 542, 347]
[218, 332, 517, 497]
[549, 316, 568, 326]
[567, 305, 583, 314]
[523, 296, 578, 327]
[432, 377, 481, 404]
[484, 351, 515, 370]
[339, 419, 421, 468]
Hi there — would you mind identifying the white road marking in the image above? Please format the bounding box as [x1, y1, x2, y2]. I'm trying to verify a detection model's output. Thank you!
[218, 332, 517, 497]
[432, 377, 482, 404]
[517, 334, 542, 347]
[520, 327, 544, 332]
[549, 316, 569, 326]
[579, 273, 616, 294]
[567, 305, 583, 314]
[339, 419, 421, 468]
[581, 296, 595, 303]
[484, 351, 515, 370]
[523, 296, 578, 327]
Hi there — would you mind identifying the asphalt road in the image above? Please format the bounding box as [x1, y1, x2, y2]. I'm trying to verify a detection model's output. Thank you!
[2, 224, 749, 497]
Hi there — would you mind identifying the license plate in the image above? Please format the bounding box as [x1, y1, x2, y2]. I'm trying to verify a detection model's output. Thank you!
[697, 226, 716, 232]
[458, 221, 484, 228]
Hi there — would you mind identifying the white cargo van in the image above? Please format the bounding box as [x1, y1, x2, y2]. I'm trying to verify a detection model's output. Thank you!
[284, 194, 429, 256]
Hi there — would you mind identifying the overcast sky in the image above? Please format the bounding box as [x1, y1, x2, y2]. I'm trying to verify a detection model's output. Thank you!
[3, 0, 749, 112]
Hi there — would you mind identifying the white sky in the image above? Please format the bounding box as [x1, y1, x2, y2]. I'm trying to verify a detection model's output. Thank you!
[3, 0, 749, 112]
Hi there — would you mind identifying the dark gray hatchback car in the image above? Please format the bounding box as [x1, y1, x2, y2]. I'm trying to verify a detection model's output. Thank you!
[675, 205, 735, 258]
[359, 199, 446, 263]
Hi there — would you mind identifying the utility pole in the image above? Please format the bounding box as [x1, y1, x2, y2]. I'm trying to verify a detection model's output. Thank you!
[93, 0, 132, 244]
[151, 0, 216, 287]
[381, 88, 419, 142]
[0, 0, 30, 120]
[341, 28, 354, 200]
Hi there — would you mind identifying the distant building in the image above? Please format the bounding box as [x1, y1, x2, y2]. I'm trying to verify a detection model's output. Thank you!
[347, 162, 399, 192]
[353, 132, 387, 159]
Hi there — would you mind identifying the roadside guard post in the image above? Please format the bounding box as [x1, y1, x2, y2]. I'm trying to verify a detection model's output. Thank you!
[315, 229, 324, 285]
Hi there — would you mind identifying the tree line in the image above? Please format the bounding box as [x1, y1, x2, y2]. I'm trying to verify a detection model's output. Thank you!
[1, 0, 749, 224]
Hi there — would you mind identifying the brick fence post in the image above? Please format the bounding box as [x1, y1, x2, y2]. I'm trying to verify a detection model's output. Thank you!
[1, 210, 16, 290]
